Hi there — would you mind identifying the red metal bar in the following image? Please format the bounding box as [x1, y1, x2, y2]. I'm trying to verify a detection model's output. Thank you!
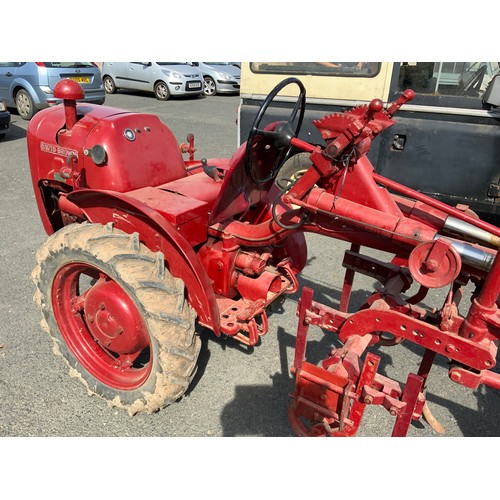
[482, 370, 500, 390]
[302, 187, 437, 245]
[290, 137, 317, 153]
[342, 351, 381, 436]
[417, 349, 437, 384]
[391, 373, 424, 437]
[373, 172, 500, 238]
[474, 251, 500, 308]
[293, 287, 314, 372]
[338, 307, 496, 370]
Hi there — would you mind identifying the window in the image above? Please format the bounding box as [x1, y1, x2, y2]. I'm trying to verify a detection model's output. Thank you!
[250, 62, 381, 78]
[39, 62, 95, 68]
[397, 62, 500, 98]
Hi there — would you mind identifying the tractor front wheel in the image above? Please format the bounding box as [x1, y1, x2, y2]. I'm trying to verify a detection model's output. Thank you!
[275, 152, 313, 189]
[32, 223, 200, 415]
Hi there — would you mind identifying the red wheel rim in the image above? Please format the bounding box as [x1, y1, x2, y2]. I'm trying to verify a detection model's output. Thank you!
[52, 262, 152, 390]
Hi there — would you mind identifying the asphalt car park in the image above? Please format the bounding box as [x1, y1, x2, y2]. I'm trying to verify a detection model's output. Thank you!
[1, 89, 500, 442]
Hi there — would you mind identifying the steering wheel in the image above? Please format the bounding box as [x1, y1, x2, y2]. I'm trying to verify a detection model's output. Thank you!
[245, 77, 306, 184]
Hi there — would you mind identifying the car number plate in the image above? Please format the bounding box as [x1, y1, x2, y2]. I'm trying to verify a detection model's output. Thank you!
[188, 82, 201, 88]
[69, 76, 90, 83]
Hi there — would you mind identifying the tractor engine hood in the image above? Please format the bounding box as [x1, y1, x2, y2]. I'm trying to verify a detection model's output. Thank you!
[27, 82, 187, 195]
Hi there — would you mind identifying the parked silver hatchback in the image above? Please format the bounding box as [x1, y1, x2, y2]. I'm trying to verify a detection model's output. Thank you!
[191, 62, 241, 96]
[0, 62, 105, 120]
[101, 62, 204, 100]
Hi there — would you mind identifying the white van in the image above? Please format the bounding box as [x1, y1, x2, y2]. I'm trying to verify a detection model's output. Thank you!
[239, 62, 500, 219]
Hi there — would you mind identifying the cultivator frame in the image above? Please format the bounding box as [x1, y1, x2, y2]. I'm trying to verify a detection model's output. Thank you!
[286, 173, 500, 436]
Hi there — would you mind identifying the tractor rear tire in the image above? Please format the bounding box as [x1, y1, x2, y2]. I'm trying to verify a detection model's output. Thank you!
[32, 222, 200, 415]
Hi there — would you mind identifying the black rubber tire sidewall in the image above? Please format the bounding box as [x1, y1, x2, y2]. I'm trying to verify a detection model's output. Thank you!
[275, 152, 313, 189]
[16, 89, 35, 120]
[154, 81, 170, 100]
[203, 76, 216, 96]
[103, 75, 117, 94]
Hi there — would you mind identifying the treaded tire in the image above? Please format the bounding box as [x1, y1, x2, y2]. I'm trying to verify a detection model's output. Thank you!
[154, 81, 170, 100]
[32, 223, 200, 415]
[15, 89, 36, 120]
[203, 76, 216, 96]
[275, 152, 313, 189]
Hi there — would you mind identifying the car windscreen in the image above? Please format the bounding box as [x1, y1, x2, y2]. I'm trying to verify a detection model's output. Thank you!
[41, 62, 95, 68]
[250, 62, 381, 77]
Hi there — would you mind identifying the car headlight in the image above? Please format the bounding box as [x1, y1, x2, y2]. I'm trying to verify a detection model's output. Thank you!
[162, 70, 182, 79]
[216, 71, 231, 80]
[0, 100, 6, 111]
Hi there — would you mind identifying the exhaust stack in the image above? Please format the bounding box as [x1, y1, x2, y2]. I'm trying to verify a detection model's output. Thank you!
[53, 79, 84, 131]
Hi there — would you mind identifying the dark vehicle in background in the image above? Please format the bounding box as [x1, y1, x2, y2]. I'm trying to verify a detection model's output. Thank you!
[0, 98, 10, 139]
[239, 62, 500, 219]
[0, 62, 105, 120]
[101, 62, 204, 100]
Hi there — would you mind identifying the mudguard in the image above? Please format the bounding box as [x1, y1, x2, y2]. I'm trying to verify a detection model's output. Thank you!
[67, 189, 220, 334]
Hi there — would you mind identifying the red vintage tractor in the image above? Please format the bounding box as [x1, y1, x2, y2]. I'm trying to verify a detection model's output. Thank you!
[28, 77, 500, 436]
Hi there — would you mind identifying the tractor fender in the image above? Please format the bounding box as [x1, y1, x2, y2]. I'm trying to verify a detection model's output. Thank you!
[66, 189, 220, 334]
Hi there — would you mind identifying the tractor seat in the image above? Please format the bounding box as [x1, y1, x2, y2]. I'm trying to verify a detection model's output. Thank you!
[158, 166, 229, 208]
[125, 158, 232, 247]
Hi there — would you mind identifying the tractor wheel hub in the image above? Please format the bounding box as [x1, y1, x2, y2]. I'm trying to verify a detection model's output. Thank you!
[84, 279, 149, 354]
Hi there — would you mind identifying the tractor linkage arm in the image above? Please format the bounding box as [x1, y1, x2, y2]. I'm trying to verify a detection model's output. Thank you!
[246, 89, 500, 437]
